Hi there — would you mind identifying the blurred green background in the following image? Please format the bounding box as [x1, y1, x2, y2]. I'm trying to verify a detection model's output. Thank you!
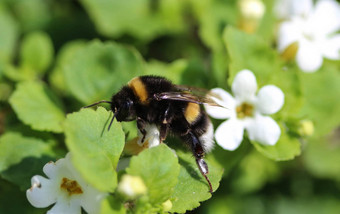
[0, 0, 340, 213]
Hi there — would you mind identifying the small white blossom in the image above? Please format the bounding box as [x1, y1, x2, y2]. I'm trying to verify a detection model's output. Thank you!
[137, 123, 160, 148]
[274, 0, 312, 20]
[26, 153, 106, 214]
[277, 0, 340, 72]
[205, 69, 284, 151]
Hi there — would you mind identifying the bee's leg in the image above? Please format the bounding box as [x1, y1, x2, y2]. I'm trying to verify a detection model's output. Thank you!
[187, 131, 213, 193]
[159, 105, 173, 142]
[159, 123, 169, 142]
[137, 117, 147, 143]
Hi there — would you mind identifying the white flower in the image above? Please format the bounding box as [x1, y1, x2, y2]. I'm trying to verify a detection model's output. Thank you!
[274, 0, 312, 20]
[26, 153, 107, 214]
[205, 69, 284, 151]
[124, 123, 161, 155]
[277, 0, 340, 72]
[137, 123, 160, 148]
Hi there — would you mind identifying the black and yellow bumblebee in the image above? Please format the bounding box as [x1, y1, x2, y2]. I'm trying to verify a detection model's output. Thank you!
[86, 75, 221, 193]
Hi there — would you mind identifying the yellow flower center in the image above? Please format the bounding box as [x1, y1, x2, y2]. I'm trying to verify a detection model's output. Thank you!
[60, 177, 83, 196]
[236, 102, 254, 119]
[281, 41, 299, 61]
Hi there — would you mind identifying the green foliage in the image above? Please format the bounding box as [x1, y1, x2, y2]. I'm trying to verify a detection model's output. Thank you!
[170, 150, 224, 213]
[62, 40, 145, 104]
[298, 67, 340, 136]
[20, 31, 54, 74]
[80, 0, 185, 40]
[127, 144, 180, 204]
[0, 132, 57, 190]
[1, 0, 340, 213]
[9, 81, 65, 133]
[251, 126, 301, 161]
[64, 107, 125, 192]
[0, 5, 19, 64]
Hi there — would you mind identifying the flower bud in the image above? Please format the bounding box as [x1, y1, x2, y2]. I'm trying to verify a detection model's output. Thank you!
[162, 200, 172, 212]
[117, 175, 147, 199]
[298, 120, 314, 137]
[238, 0, 266, 33]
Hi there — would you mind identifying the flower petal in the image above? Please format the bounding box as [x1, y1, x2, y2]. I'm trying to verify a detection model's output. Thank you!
[26, 175, 57, 208]
[43, 158, 67, 179]
[274, 0, 313, 19]
[245, 115, 281, 146]
[256, 85, 284, 115]
[215, 119, 244, 151]
[277, 19, 303, 52]
[319, 35, 340, 60]
[137, 123, 160, 148]
[310, 0, 340, 36]
[296, 39, 323, 72]
[81, 186, 106, 214]
[205, 88, 235, 119]
[291, 0, 313, 17]
[232, 69, 257, 102]
[47, 199, 81, 214]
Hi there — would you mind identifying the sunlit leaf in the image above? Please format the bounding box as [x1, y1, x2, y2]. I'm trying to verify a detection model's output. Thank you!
[126, 144, 180, 204]
[20, 31, 54, 73]
[62, 40, 145, 104]
[0, 5, 19, 64]
[80, 0, 185, 40]
[9, 81, 65, 133]
[64, 107, 125, 192]
[170, 150, 224, 213]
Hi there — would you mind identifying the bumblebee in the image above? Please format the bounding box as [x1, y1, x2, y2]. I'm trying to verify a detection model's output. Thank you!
[86, 75, 221, 193]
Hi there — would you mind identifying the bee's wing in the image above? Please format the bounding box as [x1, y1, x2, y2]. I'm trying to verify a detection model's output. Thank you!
[154, 86, 226, 108]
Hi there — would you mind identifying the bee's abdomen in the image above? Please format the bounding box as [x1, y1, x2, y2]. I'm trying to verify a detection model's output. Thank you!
[184, 102, 201, 124]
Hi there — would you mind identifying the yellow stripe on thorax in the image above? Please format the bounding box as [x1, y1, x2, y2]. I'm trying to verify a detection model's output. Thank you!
[184, 102, 200, 124]
[128, 77, 149, 103]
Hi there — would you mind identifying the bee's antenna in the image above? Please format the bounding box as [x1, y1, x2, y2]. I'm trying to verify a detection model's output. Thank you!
[108, 111, 118, 131]
[82, 100, 112, 109]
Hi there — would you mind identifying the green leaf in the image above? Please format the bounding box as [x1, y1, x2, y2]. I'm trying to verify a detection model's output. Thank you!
[0, 132, 56, 190]
[49, 40, 87, 95]
[304, 134, 340, 181]
[126, 144, 180, 204]
[251, 126, 301, 161]
[223, 26, 279, 85]
[231, 150, 280, 194]
[100, 195, 126, 214]
[0, 5, 19, 64]
[9, 0, 51, 32]
[191, 0, 237, 87]
[298, 67, 340, 137]
[80, 0, 185, 40]
[269, 68, 303, 116]
[64, 107, 125, 192]
[20, 31, 54, 73]
[62, 40, 145, 104]
[9, 81, 65, 133]
[170, 150, 224, 213]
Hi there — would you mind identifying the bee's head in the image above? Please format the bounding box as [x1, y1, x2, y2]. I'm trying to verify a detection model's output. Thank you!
[111, 86, 137, 122]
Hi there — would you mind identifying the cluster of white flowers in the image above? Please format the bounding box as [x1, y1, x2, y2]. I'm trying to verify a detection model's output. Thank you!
[205, 69, 284, 151]
[276, 0, 340, 72]
[26, 153, 106, 214]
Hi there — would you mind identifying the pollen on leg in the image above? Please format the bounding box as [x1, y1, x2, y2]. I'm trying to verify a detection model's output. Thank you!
[60, 177, 83, 196]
